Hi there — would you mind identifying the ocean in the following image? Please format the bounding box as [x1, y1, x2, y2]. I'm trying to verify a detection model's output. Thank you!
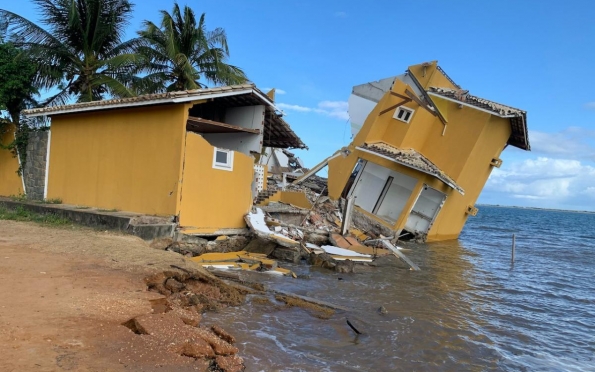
[204, 206, 595, 371]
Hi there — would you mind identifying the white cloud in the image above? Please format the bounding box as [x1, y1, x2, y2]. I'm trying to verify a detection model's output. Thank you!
[485, 157, 595, 205]
[278, 101, 349, 121]
[531, 127, 595, 162]
[334, 11, 347, 18]
[584, 102, 595, 110]
[277, 103, 311, 112]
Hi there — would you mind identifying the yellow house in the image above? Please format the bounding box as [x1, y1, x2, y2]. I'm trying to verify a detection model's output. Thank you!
[325, 61, 530, 242]
[22, 84, 305, 234]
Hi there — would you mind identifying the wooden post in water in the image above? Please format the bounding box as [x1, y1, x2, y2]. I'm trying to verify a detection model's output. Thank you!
[511, 234, 516, 264]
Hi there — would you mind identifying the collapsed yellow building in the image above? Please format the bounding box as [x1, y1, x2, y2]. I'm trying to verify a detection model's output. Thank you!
[17, 85, 305, 234]
[321, 61, 530, 242]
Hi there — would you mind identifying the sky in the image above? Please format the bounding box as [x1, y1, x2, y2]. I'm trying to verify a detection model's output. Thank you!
[2, 0, 595, 211]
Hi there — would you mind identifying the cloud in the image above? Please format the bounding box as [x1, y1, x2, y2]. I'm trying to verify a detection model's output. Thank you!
[531, 127, 595, 162]
[334, 11, 347, 18]
[584, 102, 595, 110]
[278, 101, 349, 121]
[262, 88, 286, 95]
[485, 157, 595, 205]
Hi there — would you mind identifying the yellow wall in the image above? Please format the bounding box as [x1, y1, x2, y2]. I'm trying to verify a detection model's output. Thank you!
[47, 104, 187, 215]
[179, 132, 254, 233]
[327, 62, 515, 241]
[0, 125, 24, 196]
[265, 190, 313, 209]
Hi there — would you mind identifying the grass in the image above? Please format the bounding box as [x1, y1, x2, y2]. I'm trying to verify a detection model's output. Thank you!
[9, 193, 27, 202]
[74, 205, 91, 209]
[0, 205, 71, 226]
[97, 208, 120, 212]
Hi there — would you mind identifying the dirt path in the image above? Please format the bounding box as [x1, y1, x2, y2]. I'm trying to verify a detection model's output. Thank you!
[0, 221, 242, 371]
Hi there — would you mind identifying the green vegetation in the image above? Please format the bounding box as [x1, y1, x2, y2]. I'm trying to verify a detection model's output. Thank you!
[97, 208, 120, 212]
[9, 193, 27, 202]
[0, 0, 247, 105]
[0, 205, 70, 226]
[0, 1, 247, 176]
[132, 3, 247, 92]
[0, 42, 38, 124]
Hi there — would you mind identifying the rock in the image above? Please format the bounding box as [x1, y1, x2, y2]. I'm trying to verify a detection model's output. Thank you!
[169, 306, 202, 327]
[335, 259, 355, 273]
[242, 237, 277, 255]
[378, 306, 388, 315]
[303, 232, 329, 245]
[150, 238, 174, 250]
[309, 252, 336, 270]
[271, 246, 303, 263]
[211, 325, 235, 344]
[195, 327, 238, 356]
[180, 339, 215, 358]
[206, 235, 250, 253]
[215, 355, 245, 372]
[164, 278, 185, 292]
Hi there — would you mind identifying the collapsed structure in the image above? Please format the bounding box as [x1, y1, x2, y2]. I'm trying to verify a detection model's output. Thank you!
[295, 61, 530, 242]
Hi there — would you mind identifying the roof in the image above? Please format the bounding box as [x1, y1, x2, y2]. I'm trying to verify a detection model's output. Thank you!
[23, 84, 306, 149]
[356, 142, 464, 195]
[428, 87, 530, 151]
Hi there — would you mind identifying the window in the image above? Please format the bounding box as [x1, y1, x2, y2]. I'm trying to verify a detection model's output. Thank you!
[393, 106, 415, 123]
[213, 148, 234, 171]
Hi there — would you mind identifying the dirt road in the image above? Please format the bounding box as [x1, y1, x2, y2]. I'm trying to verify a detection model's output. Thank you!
[0, 221, 242, 371]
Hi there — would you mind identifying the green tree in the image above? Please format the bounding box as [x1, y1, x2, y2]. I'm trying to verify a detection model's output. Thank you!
[133, 3, 248, 93]
[0, 42, 38, 125]
[0, 0, 141, 105]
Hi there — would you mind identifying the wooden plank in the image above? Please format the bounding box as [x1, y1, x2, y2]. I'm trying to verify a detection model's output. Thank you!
[340, 196, 355, 235]
[405, 89, 437, 117]
[379, 236, 420, 271]
[187, 116, 260, 134]
[379, 99, 411, 115]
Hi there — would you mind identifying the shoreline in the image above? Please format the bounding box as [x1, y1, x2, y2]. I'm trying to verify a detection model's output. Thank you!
[477, 204, 595, 215]
[0, 220, 248, 371]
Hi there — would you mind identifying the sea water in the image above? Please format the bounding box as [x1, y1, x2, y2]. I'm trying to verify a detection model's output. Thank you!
[204, 206, 595, 371]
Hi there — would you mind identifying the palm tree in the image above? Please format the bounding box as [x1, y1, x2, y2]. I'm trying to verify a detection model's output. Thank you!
[133, 3, 248, 93]
[0, 0, 140, 105]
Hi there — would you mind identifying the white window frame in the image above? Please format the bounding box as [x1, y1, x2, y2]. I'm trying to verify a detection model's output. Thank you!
[212, 148, 234, 171]
[393, 106, 415, 123]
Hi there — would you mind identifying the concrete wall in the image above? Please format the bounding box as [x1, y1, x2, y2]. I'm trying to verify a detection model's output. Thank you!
[0, 124, 24, 197]
[178, 132, 254, 234]
[23, 130, 49, 200]
[46, 104, 188, 215]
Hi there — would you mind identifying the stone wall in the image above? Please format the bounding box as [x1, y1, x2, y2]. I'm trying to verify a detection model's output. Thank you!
[23, 130, 49, 200]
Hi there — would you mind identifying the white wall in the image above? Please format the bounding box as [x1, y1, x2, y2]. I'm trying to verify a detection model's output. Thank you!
[201, 105, 264, 156]
[352, 162, 417, 224]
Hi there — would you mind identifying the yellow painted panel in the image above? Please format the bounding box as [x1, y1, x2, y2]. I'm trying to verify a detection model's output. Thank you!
[179, 132, 254, 233]
[426, 115, 511, 240]
[0, 125, 24, 196]
[46, 104, 186, 215]
[267, 191, 312, 209]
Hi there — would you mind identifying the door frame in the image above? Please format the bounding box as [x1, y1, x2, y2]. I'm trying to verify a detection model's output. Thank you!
[405, 184, 447, 234]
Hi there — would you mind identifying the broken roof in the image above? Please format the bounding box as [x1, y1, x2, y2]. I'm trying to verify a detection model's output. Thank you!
[23, 84, 306, 149]
[427, 87, 530, 151]
[357, 142, 465, 195]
